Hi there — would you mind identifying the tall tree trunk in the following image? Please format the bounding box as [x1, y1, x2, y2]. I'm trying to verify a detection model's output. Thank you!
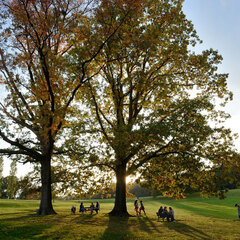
[109, 164, 130, 217]
[37, 158, 56, 215]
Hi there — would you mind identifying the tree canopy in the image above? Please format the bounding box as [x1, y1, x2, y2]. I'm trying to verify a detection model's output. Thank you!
[0, 0, 134, 214]
[73, 0, 239, 216]
[0, 0, 239, 217]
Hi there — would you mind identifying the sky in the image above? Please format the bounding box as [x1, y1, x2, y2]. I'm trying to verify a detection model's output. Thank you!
[2, 0, 240, 177]
[183, 0, 240, 147]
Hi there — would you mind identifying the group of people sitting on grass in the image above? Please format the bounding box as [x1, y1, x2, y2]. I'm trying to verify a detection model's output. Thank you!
[157, 206, 175, 222]
[71, 202, 100, 215]
[71, 200, 175, 222]
[71, 201, 240, 221]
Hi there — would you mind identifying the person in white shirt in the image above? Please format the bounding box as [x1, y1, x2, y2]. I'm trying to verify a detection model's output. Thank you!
[168, 207, 175, 222]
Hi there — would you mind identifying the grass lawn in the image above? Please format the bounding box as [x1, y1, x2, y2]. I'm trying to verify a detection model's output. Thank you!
[0, 189, 240, 239]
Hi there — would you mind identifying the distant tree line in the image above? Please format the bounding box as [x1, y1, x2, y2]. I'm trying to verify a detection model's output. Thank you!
[0, 157, 238, 200]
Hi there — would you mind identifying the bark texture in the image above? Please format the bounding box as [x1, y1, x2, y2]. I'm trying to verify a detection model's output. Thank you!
[37, 159, 56, 215]
[109, 165, 130, 217]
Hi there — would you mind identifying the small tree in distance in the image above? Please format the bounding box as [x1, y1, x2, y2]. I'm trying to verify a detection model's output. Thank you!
[7, 159, 17, 199]
[0, 157, 3, 198]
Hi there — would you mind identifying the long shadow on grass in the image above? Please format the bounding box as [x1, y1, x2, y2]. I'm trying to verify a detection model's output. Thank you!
[138, 216, 162, 234]
[75, 212, 98, 224]
[169, 202, 232, 219]
[0, 210, 34, 217]
[0, 212, 66, 223]
[101, 216, 131, 240]
[0, 221, 52, 240]
[0, 213, 70, 240]
[164, 221, 210, 240]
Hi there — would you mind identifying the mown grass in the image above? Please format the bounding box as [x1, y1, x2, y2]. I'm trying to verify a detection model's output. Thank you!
[0, 189, 240, 239]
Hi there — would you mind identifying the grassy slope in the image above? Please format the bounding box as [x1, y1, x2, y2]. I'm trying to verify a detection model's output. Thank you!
[0, 189, 240, 240]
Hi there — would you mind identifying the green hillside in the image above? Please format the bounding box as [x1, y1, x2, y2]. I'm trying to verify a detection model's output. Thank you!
[0, 189, 240, 239]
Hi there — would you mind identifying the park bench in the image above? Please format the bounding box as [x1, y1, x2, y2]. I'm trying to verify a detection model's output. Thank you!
[84, 207, 99, 214]
[156, 212, 167, 221]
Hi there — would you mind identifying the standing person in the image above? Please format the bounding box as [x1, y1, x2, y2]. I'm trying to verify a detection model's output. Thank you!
[134, 200, 139, 216]
[235, 203, 240, 220]
[95, 201, 100, 214]
[168, 207, 175, 222]
[139, 200, 146, 215]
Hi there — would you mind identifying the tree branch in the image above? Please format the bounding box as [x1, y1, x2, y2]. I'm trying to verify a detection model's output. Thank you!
[0, 130, 42, 161]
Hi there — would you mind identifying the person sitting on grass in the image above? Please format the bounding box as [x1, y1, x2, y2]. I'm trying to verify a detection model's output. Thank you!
[162, 206, 169, 221]
[90, 202, 95, 215]
[167, 207, 175, 222]
[71, 206, 76, 214]
[79, 202, 86, 214]
[235, 203, 240, 220]
[157, 206, 163, 220]
[95, 201, 100, 214]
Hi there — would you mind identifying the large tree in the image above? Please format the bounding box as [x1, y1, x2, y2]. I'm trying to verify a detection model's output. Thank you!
[0, 0, 133, 215]
[82, 0, 238, 216]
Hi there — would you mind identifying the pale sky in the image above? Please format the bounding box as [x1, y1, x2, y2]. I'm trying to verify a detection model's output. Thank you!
[183, 0, 240, 149]
[2, 0, 240, 176]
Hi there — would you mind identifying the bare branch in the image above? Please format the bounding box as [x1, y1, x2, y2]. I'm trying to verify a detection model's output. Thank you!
[0, 130, 42, 161]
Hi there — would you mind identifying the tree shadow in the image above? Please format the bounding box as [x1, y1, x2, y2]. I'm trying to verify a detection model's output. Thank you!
[0, 213, 41, 222]
[137, 216, 162, 234]
[0, 212, 67, 222]
[0, 220, 52, 240]
[0, 210, 34, 217]
[0, 212, 71, 240]
[164, 221, 211, 240]
[75, 212, 98, 224]
[101, 216, 131, 240]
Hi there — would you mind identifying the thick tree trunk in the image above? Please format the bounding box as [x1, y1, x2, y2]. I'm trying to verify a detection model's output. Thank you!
[37, 158, 56, 215]
[109, 164, 130, 217]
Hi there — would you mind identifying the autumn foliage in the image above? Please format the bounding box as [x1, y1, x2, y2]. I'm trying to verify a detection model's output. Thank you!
[0, 0, 239, 217]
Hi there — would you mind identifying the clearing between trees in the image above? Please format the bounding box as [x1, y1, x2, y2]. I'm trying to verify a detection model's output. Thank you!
[0, 189, 240, 240]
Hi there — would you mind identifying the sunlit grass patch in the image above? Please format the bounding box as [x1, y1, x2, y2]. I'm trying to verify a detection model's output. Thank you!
[0, 189, 240, 239]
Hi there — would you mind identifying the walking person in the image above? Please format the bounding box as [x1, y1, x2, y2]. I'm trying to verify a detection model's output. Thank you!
[139, 200, 146, 215]
[134, 199, 139, 216]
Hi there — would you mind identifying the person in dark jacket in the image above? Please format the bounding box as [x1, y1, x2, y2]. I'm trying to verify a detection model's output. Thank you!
[71, 206, 76, 214]
[90, 202, 95, 215]
[79, 202, 85, 213]
[157, 206, 163, 220]
[95, 201, 100, 214]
